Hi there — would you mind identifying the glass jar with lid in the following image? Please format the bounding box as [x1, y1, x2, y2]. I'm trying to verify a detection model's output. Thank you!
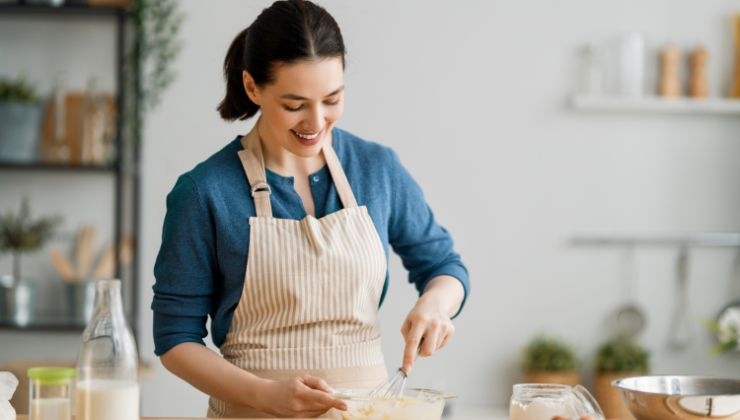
[27, 366, 76, 420]
[510, 383, 604, 420]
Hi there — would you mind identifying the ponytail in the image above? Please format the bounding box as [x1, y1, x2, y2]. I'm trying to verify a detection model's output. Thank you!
[217, 0, 346, 122]
[217, 27, 260, 121]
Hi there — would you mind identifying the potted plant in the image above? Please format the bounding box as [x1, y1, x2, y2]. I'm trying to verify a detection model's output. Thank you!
[707, 309, 740, 355]
[521, 336, 581, 386]
[0, 197, 61, 324]
[0, 197, 61, 282]
[594, 337, 650, 419]
[0, 76, 43, 162]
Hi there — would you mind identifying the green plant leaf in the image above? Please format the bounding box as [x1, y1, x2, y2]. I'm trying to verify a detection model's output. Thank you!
[595, 337, 650, 373]
[704, 317, 740, 355]
[522, 336, 578, 372]
[0, 198, 61, 253]
[0, 75, 39, 103]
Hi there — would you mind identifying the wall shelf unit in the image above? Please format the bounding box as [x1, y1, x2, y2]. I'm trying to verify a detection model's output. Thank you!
[571, 95, 740, 116]
[0, 162, 117, 173]
[0, 319, 87, 332]
[0, 3, 125, 16]
[0, 2, 140, 339]
[571, 232, 740, 248]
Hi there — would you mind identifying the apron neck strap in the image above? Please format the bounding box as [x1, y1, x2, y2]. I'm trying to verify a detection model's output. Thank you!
[239, 127, 273, 218]
[322, 140, 358, 209]
[237, 124, 358, 217]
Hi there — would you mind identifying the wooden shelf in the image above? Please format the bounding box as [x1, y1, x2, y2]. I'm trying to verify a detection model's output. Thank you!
[0, 2, 126, 17]
[0, 161, 117, 173]
[571, 95, 740, 115]
[571, 232, 740, 248]
[0, 320, 85, 332]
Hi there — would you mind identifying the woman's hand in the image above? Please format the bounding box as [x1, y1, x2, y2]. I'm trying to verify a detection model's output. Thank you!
[254, 375, 347, 418]
[400, 276, 464, 374]
[160, 343, 346, 417]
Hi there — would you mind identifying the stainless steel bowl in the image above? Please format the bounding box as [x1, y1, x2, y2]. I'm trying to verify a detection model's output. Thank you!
[613, 376, 740, 420]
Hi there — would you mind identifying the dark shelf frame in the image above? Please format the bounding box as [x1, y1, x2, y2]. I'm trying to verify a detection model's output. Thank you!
[0, 1, 126, 17]
[0, 321, 85, 332]
[0, 2, 140, 341]
[0, 161, 117, 173]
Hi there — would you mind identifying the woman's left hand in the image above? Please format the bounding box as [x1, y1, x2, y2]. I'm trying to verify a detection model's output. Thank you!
[400, 276, 464, 374]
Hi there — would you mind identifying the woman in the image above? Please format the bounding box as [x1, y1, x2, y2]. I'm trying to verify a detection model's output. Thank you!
[152, 0, 469, 417]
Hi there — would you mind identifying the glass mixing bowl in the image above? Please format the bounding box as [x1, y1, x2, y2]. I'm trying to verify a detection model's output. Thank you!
[333, 387, 455, 420]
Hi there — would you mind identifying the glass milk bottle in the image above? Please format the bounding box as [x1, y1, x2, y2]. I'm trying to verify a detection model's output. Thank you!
[76, 279, 139, 420]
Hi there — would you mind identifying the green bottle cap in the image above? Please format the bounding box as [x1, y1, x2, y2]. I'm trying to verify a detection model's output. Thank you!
[27, 367, 76, 386]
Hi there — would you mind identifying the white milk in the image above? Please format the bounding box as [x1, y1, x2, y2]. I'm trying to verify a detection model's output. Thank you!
[510, 399, 572, 420]
[30, 398, 71, 420]
[76, 379, 139, 420]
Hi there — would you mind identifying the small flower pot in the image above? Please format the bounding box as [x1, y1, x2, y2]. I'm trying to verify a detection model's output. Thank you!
[0, 101, 43, 162]
[0, 275, 36, 326]
[595, 371, 642, 419]
[65, 281, 96, 325]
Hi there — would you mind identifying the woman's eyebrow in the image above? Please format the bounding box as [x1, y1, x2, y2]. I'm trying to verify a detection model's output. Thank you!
[280, 86, 345, 100]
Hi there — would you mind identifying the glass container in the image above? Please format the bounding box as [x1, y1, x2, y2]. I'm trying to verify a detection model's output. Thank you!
[334, 387, 456, 420]
[510, 383, 604, 420]
[579, 43, 605, 96]
[27, 367, 75, 420]
[76, 279, 139, 420]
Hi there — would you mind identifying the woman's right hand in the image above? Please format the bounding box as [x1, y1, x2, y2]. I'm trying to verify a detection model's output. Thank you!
[254, 375, 347, 418]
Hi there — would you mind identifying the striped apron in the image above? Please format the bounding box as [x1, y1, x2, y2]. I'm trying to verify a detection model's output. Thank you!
[207, 126, 388, 418]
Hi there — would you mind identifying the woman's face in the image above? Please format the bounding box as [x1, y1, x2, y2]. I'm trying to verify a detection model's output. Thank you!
[244, 57, 345, 159]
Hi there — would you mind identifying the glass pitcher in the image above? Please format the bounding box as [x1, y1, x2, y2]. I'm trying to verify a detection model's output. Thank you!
[510, 383, 605, 420]
[75, 279, 139, 420]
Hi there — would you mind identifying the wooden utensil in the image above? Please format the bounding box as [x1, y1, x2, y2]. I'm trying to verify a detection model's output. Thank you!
[688, 46, 709, 98]
[119, 234, 134, 266]
[659, 45, 681, 97]
[92, 242, 115, 280]
[731, 14, 740, 98]
[75, 225, 98, 281]
[41, 93, 116, 165]
[91, 235, 135, 280]
[48, 249, 77, 283]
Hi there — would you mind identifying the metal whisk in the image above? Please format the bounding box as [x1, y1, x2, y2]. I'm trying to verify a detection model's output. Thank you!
[369, 344, 421, 399]
[368, 367, 408, 399]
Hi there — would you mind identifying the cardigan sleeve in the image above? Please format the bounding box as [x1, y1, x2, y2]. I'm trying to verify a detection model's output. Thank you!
[151, 174, 216, 355]
[386, 149, 470, 318]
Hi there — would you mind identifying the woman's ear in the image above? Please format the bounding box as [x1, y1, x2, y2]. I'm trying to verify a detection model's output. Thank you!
[242, 70, 261, 105]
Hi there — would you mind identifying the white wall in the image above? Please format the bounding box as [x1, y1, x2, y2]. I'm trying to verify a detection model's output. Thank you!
[4, 0, 740, 416]
[138, 0, 740, 414]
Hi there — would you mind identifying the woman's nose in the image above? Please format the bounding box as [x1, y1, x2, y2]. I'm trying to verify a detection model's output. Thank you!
[303, 106, 324, 131]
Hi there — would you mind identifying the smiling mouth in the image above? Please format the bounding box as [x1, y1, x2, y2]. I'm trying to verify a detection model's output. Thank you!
[291, 129, 321, 140]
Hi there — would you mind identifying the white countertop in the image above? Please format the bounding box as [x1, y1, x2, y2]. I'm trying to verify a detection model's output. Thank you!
[446, 406, 508, 420]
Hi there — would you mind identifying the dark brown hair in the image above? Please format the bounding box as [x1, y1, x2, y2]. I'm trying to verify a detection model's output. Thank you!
[218, 0, 346, 121]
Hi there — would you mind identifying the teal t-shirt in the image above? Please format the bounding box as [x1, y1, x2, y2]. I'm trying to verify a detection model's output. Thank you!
[152, 127, 469, 356]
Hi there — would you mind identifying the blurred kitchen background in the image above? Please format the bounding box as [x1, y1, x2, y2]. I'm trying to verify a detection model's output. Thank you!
[2, 0, 740, 417]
